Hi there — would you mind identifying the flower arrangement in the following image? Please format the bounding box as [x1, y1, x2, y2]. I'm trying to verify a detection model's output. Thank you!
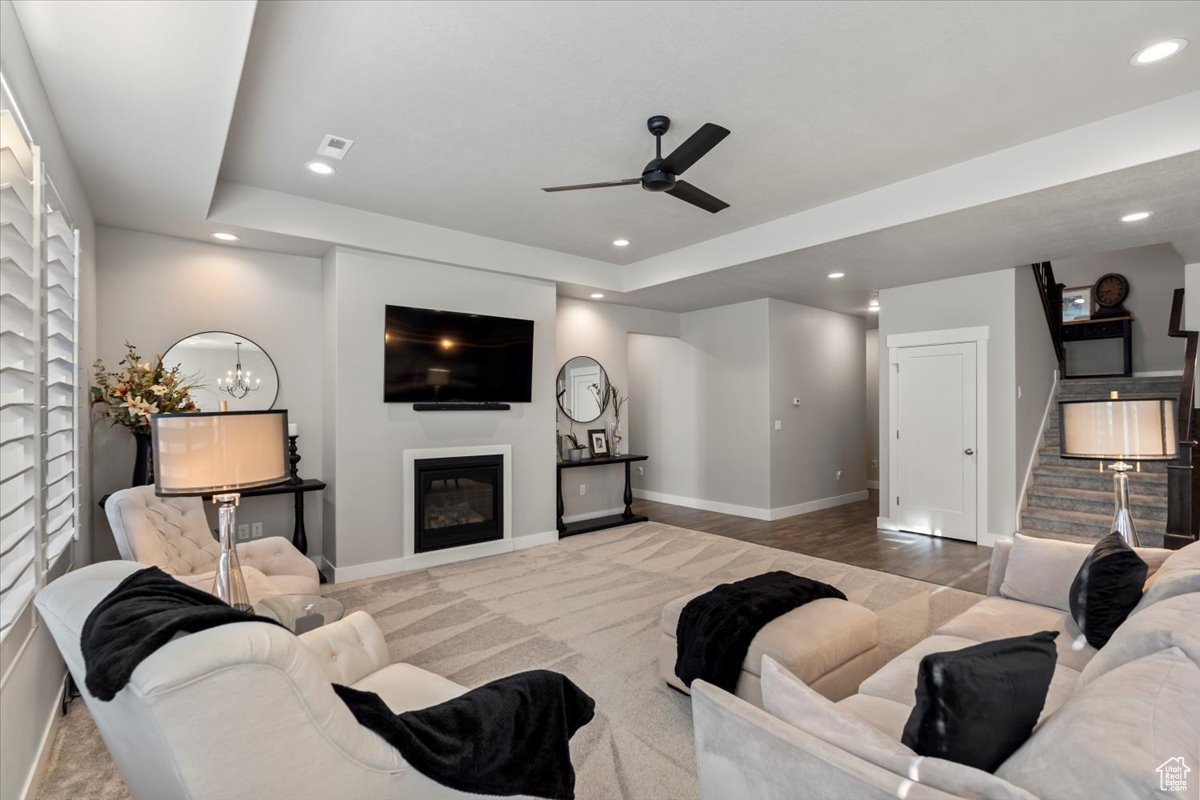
[91, 342, 200, 433]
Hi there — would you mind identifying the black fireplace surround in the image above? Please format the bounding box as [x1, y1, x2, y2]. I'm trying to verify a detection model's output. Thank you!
[414, 454, 503, 553]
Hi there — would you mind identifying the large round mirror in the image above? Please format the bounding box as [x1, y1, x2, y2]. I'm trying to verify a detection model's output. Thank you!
[163, 331, 279, 411]
[556, 356, 609, 423]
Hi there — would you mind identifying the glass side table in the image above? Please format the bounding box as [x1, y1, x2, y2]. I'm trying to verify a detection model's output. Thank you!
[255, 594, 345, 635]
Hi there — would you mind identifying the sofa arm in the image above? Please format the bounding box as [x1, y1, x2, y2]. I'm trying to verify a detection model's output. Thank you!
[987, 539, 1014, 596]
[238, 536, 320, 584]
[300, 611, 391, 685]
[690, 681, 958, 800]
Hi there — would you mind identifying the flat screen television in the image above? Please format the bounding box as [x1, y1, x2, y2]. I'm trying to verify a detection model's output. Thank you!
[384, 305, 534, 403]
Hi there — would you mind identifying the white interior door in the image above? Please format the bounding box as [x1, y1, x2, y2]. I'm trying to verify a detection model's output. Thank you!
[891, 342, 978, 542]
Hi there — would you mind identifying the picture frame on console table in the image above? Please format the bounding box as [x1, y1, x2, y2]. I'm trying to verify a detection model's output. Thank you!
[588, 429, 609, 457]
[1062, 286, 1093, 322]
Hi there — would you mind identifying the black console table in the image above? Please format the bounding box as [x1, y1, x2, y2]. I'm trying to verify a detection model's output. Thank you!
[556, 454, 649, 537]
[204, 478, 326, 556]
[1061, 316, 1133, 378]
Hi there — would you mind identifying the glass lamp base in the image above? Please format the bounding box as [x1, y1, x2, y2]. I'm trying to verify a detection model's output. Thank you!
[213, 493, 252, 611]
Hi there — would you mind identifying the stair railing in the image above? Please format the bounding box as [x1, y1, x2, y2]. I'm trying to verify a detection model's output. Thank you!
[1031, 262, 1066, 373]
[1166, 287, 1199, 548]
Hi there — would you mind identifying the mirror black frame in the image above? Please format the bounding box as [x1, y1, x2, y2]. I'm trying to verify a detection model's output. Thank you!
[162, 330, 280, 410]
[556, 355, 610, 424]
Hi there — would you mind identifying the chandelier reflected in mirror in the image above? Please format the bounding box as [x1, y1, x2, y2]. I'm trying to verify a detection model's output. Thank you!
[217, 341, 262, 399]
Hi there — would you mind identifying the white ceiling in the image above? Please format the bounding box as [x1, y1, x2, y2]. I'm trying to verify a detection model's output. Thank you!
[221, 0, 1200, 263]
[561, 152, 1200, 314]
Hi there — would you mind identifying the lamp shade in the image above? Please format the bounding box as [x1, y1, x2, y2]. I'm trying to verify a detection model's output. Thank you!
[151, 410, 288, 495]
[1059, 398, 1178, 461]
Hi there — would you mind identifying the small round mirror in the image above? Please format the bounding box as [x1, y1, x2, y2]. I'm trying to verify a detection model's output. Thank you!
[163, 331, 279, 411]
[556, 356, 609, 423]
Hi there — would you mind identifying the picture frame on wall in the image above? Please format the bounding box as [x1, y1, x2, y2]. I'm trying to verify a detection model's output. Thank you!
[1062, 286, 1093, 322]
[587, 429, 609, 456]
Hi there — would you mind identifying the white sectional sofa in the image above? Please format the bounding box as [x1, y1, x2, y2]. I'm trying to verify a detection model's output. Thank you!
[690, 536, 1200, 800]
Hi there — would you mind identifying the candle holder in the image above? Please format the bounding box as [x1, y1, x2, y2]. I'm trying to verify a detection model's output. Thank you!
[288, 435, 303, 484]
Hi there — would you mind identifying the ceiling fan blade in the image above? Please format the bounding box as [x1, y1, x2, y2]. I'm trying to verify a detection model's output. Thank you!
[542, 178, 641, 192]
[666, 180, 729, 214]
[659, 123, 730, 176]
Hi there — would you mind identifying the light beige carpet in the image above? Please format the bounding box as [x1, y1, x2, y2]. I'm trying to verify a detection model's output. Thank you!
[36, 522, 982, 800]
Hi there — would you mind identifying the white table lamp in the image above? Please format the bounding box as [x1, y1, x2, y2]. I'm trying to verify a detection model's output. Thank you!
[151, 410, 289, 610]
[1059, 395, 1177, 546]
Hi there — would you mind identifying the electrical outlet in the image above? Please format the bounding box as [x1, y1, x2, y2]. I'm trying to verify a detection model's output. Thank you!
[237, 524, 249, 541]
[836, 470, 843, 482]
[637, 466, 644, 476]
[774, 420, 782, 431]
[251, 522, 264, 538]
[871, 459, 878, 469]
[579, 484, 586, 496]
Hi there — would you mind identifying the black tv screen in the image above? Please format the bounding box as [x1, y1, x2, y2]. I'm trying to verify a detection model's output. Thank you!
[384, 305, 535, 403]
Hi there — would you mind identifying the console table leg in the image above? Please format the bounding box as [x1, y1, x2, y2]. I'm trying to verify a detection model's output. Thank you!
[293, 491, 308, 555]
[622, 461, 634, 519]
[556, 473, 566, 534]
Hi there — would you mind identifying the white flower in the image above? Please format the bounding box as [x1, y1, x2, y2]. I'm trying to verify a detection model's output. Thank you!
[122, 396, 159, 418]
[148, 384, 168, 396]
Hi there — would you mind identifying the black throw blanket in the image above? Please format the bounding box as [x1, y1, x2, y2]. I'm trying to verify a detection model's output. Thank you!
[675, 570, 846, 691]
[81, 567, 594, 800]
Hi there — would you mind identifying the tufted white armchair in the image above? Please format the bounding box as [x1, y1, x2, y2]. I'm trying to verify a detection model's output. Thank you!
[105, 485, 319, 601]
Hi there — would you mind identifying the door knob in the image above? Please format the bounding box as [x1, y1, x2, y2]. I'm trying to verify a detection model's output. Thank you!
[964, 448, 975, 455]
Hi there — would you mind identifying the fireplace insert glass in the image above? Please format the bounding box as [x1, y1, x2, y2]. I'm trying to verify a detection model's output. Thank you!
[414, 455, 503, 553]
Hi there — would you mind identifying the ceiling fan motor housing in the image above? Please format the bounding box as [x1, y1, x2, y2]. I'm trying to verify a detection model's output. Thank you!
[641, 159, 676, 192]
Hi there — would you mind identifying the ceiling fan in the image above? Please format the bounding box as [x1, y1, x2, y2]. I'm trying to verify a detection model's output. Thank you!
[542, 115, 731, 213]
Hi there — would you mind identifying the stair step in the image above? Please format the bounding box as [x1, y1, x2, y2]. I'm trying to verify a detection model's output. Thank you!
[1058, 376, 1180, 393]
[1020, 506, 1165, 539]
[1031, 466, 1167, 495]
[1017, 528, 1100, 545]
[1036, 450, 1170, 472]
[1025, 486, 1167, 520]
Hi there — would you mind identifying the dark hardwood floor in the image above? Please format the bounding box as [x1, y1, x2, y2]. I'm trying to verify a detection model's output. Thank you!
[632, 490, 992, 594]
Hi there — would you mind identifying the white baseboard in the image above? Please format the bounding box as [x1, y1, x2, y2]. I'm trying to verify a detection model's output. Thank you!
[561, 507, 623, 524]
[978, 532, 1010, 548]
[634, 489, 772, 520]
[635, 488, 869, 522]
[329, 529, 561, 582]
[866, 480, 880, 490]
[513, 530, 559, 550]
[18, 678, 65, 800]
[767, 490, 869, 521]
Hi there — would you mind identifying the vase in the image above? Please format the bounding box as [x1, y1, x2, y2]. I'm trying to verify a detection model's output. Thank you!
[608, 421, 622, 456]
[131, 431, 154, 486]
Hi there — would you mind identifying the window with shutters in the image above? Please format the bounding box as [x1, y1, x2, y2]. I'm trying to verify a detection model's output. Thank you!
[0, 83, 80, 641]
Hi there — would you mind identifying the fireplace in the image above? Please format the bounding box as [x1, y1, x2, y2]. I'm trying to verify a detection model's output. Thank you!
[414, 454, 504, 553]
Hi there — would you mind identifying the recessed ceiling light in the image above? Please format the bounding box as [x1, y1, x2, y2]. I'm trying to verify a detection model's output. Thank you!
[306, 161, 335, 175]
[612, 239, 630, 247]
[827, 272, 845, 279]
[1121, 211, 1152, 222]
[210, 232, 239, 242]
[1130, 39, 1187, 65]
[590, 292, 605, 300]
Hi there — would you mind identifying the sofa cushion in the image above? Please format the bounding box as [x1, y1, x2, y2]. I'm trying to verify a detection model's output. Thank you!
[1068, 533, 1148, 648]
[900, 632, 1059, 773]
[762, 657, 1039, 800]
[351, 662, 465, 713]
[836, 693, 913, 740]
[936, 596, 1096, 672]
[859, 630, 1081, 724]
[999, 534, 1092, 611]
[1135, 541, 1200, 613]
[997, 647, 1200, 800]
[1078, 593, 1200, 688]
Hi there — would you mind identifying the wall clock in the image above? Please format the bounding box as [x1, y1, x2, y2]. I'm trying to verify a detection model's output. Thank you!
[1092, 272, 1130, 319]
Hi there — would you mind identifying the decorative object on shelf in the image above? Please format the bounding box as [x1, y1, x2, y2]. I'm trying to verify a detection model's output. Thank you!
[588, 428, 610, 457]
[1091, 272, 1130, 319]
[1058, 393, 1177, 546]
[91, 341, 199, 486]
[162, 331, 279, 412]
[557, 356, 609, 423]
[607, 382, 627, 456]
[1061, 286, 1092, 322]
[565, 432, 588, 462]
[287, 434, 303, 484]
[151, 409, 290, 610]
[216, 341, 262, 399]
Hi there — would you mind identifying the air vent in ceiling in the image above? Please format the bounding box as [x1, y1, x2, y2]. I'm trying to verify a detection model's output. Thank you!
[317, 134, 354, 160]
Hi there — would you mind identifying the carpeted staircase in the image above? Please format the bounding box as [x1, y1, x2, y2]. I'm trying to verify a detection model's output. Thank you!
[1021, 375, 1181, 547]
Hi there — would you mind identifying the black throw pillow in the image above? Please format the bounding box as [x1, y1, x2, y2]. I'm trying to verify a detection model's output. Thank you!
[1068, 532, 1148, 649]
[901, 631, 1058, 773]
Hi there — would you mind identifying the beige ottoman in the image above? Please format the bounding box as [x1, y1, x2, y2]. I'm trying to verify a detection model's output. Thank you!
[658, 588, 881, 706]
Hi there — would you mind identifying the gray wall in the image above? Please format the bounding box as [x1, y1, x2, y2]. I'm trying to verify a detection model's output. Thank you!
[1014, 267, 1059, 507]
[1053, 244, 1185, 375]
[767, 299, 866, 509]
[878, 268, 1019, 541]
[92, 228, 326, 560]
[555, 297, 679, 519]
[323, 248, 558, 569]
[0, 2, 98, 797]
[865, 329, 880, 485]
